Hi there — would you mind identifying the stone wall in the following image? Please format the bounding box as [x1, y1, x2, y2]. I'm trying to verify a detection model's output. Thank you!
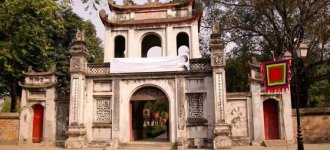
[292, 108, 330, 143]
[0, 113, 19, 144]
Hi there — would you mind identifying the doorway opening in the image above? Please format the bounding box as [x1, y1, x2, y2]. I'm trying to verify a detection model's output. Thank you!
[141, 33, 162, 57]
[263, 99, 280, 139]
[130, 87, 169, 142]
[32, 104, 44, 143]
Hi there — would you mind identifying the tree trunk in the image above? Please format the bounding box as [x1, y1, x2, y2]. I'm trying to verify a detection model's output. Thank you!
[10, 82, 18, 112]
[291, 59, 309, 108]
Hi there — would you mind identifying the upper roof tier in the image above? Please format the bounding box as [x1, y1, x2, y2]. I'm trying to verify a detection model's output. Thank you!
[108, 0, 195, 12]
[100, 0, 202, 27]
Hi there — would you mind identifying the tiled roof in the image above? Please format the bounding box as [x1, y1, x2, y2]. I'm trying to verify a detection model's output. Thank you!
[108, 0, 195, 11]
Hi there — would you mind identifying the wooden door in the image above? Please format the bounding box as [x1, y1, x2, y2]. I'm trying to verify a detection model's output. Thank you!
[263, 99, 280, 139]
[32, 105, 44, 143]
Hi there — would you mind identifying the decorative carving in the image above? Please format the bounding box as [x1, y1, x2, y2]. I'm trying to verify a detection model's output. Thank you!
[187, 93, 204, 119]
[177, 77, 185, 130]
[215, 73, 224, 123]
[227, 100, 248, 137]
[148, 0, 159, 3]
[124, 0, 135, 5]
[95, 98, 111, 122]
[71, 78, 79, 123]
[131, 87, 167, 100]
[28, 66, 34, 72]
[88, 67, 110, 74]
[213, 52, 224, 66]
[70, 58, 81, 72]
[113, 79, 120, 130]
[212, 21, 221, 34]
[75, 29, 85, 42]
[190, 58, 212, 71]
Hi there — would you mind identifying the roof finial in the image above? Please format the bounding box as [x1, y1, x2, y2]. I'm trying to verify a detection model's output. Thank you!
[124, 0, 135, 5]
[212, 21, 221, 34]
[75, 29, 85, 42]
[148, 0, 159, 3]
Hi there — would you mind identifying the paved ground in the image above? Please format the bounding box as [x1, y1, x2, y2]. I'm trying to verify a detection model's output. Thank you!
[0, 143, 330, 150]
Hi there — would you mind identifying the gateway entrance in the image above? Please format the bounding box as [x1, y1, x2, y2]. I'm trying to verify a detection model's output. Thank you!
[130, 86, 169, 141]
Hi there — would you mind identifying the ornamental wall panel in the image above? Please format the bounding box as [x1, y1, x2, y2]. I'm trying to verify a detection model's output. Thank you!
[215, 73, 224, 122]
[186, 93, 205, 119]
[94, 97, 111, 123]
[226, 99, 248, 137]
[70, 78, 79, 123]
[177, 77, 185, 130]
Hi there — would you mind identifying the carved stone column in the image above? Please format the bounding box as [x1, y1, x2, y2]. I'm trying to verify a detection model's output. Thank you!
[210, 23, 231, 149]
[177, 76, 187, 150]
[65, 30, 88, 149]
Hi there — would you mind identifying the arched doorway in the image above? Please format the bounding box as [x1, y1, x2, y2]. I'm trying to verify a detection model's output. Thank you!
[130, 86, 169, 141]
[114, 35, 126, 58]
[263, 99, 280, 139]
[176, 32, 189, 56]
[32, 104, 44, 143]
[141, 33, 162, 57]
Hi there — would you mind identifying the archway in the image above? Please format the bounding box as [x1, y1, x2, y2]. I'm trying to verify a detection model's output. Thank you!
[32, 104, 44, 143]
[114, 35, 126, 58]
[263, 99, 280, 139]
[176, 32, 189, 56]
[141, 34, 162, 57]
[130, 86, 169, 141]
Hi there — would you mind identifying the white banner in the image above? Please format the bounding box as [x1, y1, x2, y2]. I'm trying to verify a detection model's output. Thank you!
[110, 56, 189, 73]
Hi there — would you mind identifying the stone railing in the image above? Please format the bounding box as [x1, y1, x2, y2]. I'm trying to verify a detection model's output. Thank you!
[189, 58, 212, 72]
[87, 62, 110, 75]
[87, 58, 211, 75]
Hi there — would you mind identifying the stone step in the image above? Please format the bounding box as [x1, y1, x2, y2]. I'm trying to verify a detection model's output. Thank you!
[262, 140, 288, 147]
[118, 141, 174, 149]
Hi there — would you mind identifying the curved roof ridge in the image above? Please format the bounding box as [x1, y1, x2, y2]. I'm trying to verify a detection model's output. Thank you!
[99, 9, 202, 27]
[108, 0, 195, 11]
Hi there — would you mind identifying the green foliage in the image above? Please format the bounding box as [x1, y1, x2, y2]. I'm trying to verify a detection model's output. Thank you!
[0, 97, 19, 112]
[0, 0, 63, 111]
[48, 9, 103, 96]
[0, 1, 103, 109]
[225, 58, 250, 92]
[84, 21, 103, 63]
[62, 0, 101, 12]
[144, 100, 169, 114]
[308, 64, 330, 107]
[201, 0, 330, 107]
[144, 125, 166, 138]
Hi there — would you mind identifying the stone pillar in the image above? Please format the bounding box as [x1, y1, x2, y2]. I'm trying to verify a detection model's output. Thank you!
[210, 23, 231, 149]
[191, 23, 201, 58]
[177, 77, 186, 150]
[104, 27, 111, 62]
[65, 29, 88, 149]
[166, 26, 175, 56]
[248, 60, 263, 144]
[128, 29, 135, 58]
